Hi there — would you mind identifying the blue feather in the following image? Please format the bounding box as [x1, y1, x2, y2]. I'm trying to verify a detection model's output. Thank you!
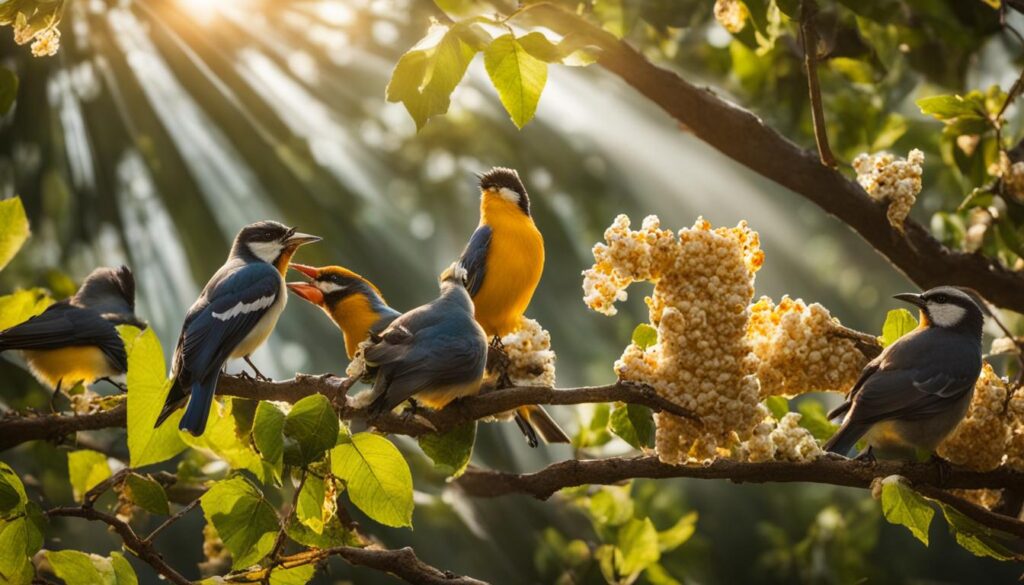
[457, 225, 491, 297]
[179, 376, 218, 436]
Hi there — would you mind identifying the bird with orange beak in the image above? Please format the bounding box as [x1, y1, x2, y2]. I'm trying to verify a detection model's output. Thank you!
[451, 167, 570, 447]
[286, 263, 400, 360]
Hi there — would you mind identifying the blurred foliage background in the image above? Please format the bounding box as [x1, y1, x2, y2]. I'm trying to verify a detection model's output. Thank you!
[1, 0, 1022, 582]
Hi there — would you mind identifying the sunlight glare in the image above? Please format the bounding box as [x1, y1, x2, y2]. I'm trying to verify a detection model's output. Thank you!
[316, 1, 355, 26]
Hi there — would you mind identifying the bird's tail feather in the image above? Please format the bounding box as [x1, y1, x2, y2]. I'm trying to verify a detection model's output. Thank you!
[515, 405, 570, 447]
[823, 422, 869, 456]
[154, 376, 187, 428]
[178, 377, 218, 436]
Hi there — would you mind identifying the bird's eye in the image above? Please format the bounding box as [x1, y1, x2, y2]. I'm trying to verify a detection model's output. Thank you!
[932, 294, 948, 304]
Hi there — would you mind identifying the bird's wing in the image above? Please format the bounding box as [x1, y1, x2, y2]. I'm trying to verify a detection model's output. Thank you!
[179, 263, 281, 382]
[370, 326, 485, 409]
[826, 356, 881, 420]
[0, 301, 126, 371]
[843, 356, 978, 426]
[456, 225, 492, 297]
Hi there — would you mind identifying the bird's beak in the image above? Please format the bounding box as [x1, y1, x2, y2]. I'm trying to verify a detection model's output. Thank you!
[285, 232, 322, 247]
[289, 263, 319, 279]
[893, 292, 926, 308]
[287, 282, 324, 305]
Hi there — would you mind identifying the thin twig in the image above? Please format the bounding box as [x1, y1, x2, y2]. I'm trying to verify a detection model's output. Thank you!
[271, 470, 307, 560]
[45, 506, 192, 585]
[800, 0, 836, 168]
[143, 497, 201, 544]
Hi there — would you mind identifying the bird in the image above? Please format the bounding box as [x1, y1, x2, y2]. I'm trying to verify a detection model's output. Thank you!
[286, 263, 400, 360]
[0, 265, 142, 399]
[452, 166, 570, 447]
[823, 286, 985, 460]
[156, 221, 320, 435]
[359, 263, 488, 416]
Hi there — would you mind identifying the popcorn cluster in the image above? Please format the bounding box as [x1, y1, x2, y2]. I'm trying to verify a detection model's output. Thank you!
[738, 408, 822, 462]
[937, 362, 1009, 471]
[747, 296, 866, 398]
[997, 153, 1024, 203]
[583, 215, 676, 316]
[499, 317, 556, 387]
[30, 27, 59, 57]
[713, 0, 749, 33]
[586, 215, 765, 462]
[852, 149, 924, 231]
[1004, 384, 1024, 470]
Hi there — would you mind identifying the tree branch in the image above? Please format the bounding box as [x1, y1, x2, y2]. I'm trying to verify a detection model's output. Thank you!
[522, 5, 1024, 314]
[267, 545, 488, 585]
[454, 455, 1024, 502]
[45, 506, 193, 585]
[799, 0, 836, 167]
[0, 377, 697, 450]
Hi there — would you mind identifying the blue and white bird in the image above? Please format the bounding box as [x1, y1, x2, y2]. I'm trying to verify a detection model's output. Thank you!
[156, 221, 320, 435]
[824, 286, 985, 460]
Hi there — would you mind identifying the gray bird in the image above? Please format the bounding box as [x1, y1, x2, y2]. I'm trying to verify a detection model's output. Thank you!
[363, 263, 488, 415]
[824, 286, 985, 460]
[0, 266, 143, 397]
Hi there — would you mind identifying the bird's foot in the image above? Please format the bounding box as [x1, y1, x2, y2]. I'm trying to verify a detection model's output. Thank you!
[929, 454, 953, 486]
[401, 399, 421, 420]
[854, 447, 877, 464]
[243, 356, 271, 382]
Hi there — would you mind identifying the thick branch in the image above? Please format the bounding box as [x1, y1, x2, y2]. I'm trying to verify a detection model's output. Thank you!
[455, 455, 1024, 501]
[0, 377, 695, 450]
[45, 506, 192, 585]
[272, 545, 487, 585]
[525, 5, 1024, 313]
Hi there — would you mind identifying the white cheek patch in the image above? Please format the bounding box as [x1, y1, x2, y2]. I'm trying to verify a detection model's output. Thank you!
[929, 303, 967, 328]
[316, 281, 345, 294]
[248, 240, 283, 263]
[498, 187, 520, 204]
[213, 295, 276, 321]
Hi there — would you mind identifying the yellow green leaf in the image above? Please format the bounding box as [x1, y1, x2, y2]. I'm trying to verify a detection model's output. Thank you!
[484, 34, 548, 129]
[0, 197, 29, 271]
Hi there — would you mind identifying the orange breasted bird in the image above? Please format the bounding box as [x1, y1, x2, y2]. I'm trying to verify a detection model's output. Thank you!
[156, 221, 320, 436]
[361, 263, 487, 414]
[453, 167, 570, 447]
[0, 266, 141, 395]
[286, 263, 400, 360]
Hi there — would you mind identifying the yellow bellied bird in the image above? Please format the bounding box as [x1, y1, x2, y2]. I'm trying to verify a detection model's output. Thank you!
[360, 263, 487, 415]
[0, 266, 142, 397]
[824, 286, 984, 460]
[156, 221, 320, 435]
[453, 167, 570, 447]
[286, 263, 401, 360]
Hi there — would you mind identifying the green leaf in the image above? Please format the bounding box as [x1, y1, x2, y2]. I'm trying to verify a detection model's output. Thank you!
[829, 57, 875, 84]
[616, 517, 661, 577]
[417, 421, 476, 478]
[484, 34, 548, 129]
[796, 400, 838, 441]
[125, 327, 186, 467]
[124, 473, 170, 516]
[269, 564, 316, 585]
[644, 562, 682, 585]
[916, 93, 987, 121]
[46, 550, 106, 585]
[0, 470, 22, 513]
[0, 517, 37, 584]
[880, 477, 934, 545]
[182, 399, 276, 485]
[589, 485, 634, 527]
[631, 323, 658, 350]
[937, 502, 1020, 561]
[67, 450, 111, 502]
[386, 25, 477, 130]
[0, 68, 17, 116]
[0, 288, 52, 331]
[0, 463, 27, 507]
[200, 476, 279, 569]
[111, 553, 138, 585]
[518, 32, 562, 63]
[609, 403, 655, 450]
[252, 401, 286, 468]
[657, 511, 697, 552]
[331, 432, 413, 528]
[0, 197, 29, 272]
[880, 308, 918, 347]
[765, 396, 789, 419]
[283, 394, 339, 467]
[574, 403, 613, 449]
[594, 544, 618, 585]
